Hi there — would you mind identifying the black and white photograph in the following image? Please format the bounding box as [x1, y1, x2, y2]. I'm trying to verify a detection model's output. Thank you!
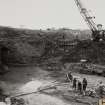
[0, 0, 105, 105]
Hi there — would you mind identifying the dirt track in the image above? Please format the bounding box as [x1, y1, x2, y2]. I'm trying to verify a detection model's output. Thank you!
[0, 66, 104, 105]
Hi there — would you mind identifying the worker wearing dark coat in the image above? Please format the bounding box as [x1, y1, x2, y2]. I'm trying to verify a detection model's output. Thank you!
[82, 78, 87, 91]
[72, 78, 77, 90]
[78, 80, 82, 93]
[82, 78, 87, 95]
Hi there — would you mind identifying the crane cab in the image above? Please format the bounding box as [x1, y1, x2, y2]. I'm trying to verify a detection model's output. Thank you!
[93, 24, 105, 42]
[97, 24, 103, 31]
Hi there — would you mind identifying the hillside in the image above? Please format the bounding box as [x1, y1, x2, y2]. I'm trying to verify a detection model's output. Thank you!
[0, 26, 105, 66]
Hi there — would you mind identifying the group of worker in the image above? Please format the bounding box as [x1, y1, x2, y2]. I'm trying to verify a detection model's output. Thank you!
[66, 71, 105, 97]
[66, 72, 87, 95]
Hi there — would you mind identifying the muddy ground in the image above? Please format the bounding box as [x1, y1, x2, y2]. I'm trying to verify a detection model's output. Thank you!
[0, 66, 104, 105]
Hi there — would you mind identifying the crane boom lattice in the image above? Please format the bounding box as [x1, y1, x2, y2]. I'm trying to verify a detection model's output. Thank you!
[74, 0, 97, 32]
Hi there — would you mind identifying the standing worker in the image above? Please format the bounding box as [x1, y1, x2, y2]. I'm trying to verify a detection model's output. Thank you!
[66, 72, 73, 82]
[77, 80, 82, 94]
[72, 78, 77, 90]
[82, 78, 88, 95]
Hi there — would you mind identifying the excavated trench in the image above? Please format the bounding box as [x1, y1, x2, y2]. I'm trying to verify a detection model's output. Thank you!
[0, 66, 104, 105]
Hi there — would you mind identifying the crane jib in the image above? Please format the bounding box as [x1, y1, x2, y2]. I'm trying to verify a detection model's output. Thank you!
[74, 0, 97, 31]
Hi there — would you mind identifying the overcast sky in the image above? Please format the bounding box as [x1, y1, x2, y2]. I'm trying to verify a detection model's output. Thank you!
[0, 0, 105, 29]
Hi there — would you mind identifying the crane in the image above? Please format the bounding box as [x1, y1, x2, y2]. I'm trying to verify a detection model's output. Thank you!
[74, 0, 105, 41]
